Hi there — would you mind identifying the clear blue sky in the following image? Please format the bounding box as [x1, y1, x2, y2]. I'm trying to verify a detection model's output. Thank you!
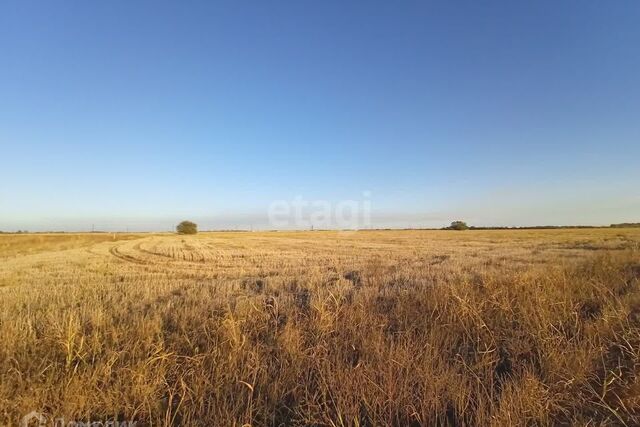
[1, 1, 639, 231]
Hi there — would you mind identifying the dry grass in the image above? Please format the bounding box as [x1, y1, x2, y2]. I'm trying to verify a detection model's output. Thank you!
[1, 229, 640, 426]
[0, 233, 141, 258]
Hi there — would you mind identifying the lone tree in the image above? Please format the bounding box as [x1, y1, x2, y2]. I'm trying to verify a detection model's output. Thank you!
[449, 221, 469, 230]
[176, 220, 198, 234]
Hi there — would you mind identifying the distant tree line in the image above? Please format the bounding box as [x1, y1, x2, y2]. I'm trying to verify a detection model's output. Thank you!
[467, 225, 600, 230]
[1, 222, 638, 234]
[442, 222, 640, 230]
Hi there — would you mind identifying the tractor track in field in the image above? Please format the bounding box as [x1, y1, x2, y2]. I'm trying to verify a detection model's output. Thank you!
[108, 239, 208, 268]
[109, 244, 147, 265]
[135, 242, 174, 260]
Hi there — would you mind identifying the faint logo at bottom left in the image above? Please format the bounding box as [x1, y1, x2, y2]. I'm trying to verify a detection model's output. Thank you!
[20, 411, 137, 427]
[21, 411, 47, 427]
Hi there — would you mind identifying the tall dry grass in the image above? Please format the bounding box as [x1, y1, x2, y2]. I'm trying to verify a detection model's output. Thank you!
[0, 229, 639, 425]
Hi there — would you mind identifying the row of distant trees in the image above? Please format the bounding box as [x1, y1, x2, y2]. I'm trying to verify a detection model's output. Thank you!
[174, 220, 477, 233]
[443, 221, 640, 230]
[611, 223, 640, 228]
[176, 220, 612, 233]
[1, 221, 639, 234]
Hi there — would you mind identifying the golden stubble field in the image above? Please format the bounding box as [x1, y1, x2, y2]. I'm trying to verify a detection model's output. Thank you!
[1, 229, 640, 426]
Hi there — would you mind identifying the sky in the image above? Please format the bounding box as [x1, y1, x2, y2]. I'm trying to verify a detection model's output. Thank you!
[1, 0, 639, 231]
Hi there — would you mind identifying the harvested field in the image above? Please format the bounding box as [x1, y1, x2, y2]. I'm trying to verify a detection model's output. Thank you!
[1, 229, 639, 425]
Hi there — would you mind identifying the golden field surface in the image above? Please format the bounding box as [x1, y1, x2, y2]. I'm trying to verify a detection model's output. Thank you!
[1, 229, 640, 426]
